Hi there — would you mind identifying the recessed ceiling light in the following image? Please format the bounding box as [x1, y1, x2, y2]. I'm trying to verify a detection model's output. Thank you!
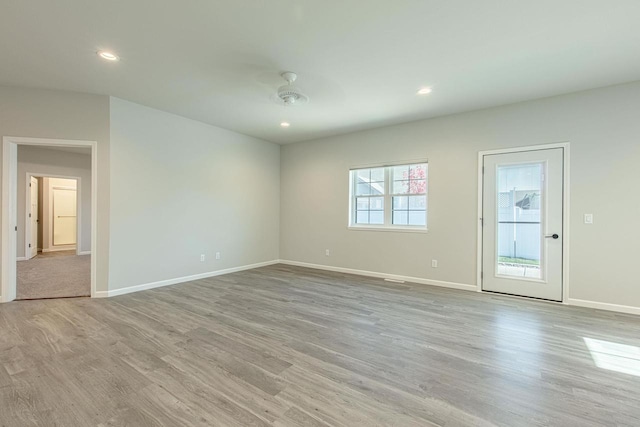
[97, 50, 119, 61]
[280, 122, 291, 128]
[417, 87, 432, 95]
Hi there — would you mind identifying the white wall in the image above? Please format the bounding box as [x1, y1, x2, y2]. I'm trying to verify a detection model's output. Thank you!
[108, 98, 280, 291]
[17, 147, 91, 255]
[1, 86, 280, 300]
[4, 82, 639, 313]
[0, 85, 110, 297]
[280, 81, 640, 311]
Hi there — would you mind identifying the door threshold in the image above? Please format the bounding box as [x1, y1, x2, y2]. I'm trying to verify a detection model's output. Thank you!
[15, 295, 90, 301]
[481, 289, 563, 304]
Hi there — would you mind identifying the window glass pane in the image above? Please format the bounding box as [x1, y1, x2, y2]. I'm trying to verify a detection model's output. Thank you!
[408, 211, 426, 226]
[408, 195, 426, 210]
[496, 163, 542, 279]
[393, 211, 408, 225]
[393, 196, 408, 209]
[356, 182, 371, 196]
[356, 197, 369, 210]
[392, 180, 409, 194]
[392, 165, 410, 180]
[369, 211, 384, 224]
[355, 169, 384, 195]
[410, 164, 427, 180]
[369, 182, 384, 195]
[370, 168, 384, 182]
[370, 197, 384, 210]
[409, 179, 426, 194]
[356, 169, 370, 181]
[356, 211, 369, 224]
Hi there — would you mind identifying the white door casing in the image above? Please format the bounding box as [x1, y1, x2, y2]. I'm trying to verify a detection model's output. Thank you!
[29, 176, 38, 258]
[2, 136, 97, 303]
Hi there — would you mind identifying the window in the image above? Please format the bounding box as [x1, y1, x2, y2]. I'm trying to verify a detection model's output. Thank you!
[349, 162, 428, 229]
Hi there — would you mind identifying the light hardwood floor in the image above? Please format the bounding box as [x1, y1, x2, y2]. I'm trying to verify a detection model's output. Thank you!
[1, 264, 639, 426]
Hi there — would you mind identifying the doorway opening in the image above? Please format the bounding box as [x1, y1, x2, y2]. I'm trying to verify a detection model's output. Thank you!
[1, 137, 97, 302]
[477, 143, 570, 302]
[17, 174, 89, 300]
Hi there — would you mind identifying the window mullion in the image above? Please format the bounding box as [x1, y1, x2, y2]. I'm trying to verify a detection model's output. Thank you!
[351, 171, 356, 225]
[384, 167, 392, 226]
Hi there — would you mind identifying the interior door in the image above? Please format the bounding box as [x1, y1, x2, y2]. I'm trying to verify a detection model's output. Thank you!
[29, 176, 38, 259]
[482, 148, 563, 301]
[52, 188, 77, 246]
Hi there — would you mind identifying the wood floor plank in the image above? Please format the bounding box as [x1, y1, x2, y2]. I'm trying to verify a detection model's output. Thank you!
[1, 264, 639, 426]
[158, 353, 288, 425]
[185, 327, 293, 375]
[274, 407, 331, 427]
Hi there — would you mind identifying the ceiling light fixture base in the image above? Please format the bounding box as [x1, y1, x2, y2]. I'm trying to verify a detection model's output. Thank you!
[276, 71, 309, 106]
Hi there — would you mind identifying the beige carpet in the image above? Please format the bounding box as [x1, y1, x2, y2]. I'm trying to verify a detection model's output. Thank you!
[17, 251, 90, 300]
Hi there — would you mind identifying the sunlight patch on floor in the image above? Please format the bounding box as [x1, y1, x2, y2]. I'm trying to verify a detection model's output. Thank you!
[583, 337, 640, 377]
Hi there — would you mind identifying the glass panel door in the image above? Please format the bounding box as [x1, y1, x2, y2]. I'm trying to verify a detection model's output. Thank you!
[482, 148, 563, 301]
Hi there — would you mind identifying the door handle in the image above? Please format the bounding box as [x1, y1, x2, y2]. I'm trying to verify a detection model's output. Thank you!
[545, 233, 559, 239]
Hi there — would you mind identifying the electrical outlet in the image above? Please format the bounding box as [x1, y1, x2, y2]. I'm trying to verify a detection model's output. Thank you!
[325, 249, 331, 256]
[431, 259, 438, 268]
[215, 252, 221, 260]
[200, 254, 205, 262]
[584, 213, 593, 224]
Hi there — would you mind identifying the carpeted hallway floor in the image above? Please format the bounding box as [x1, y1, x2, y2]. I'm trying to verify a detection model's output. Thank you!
[17, 250, 90, 300]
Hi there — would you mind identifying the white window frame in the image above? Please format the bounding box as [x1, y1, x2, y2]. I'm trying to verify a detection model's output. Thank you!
[348, 161, 428, 233]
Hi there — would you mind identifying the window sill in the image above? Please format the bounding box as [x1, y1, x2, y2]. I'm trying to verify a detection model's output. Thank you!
[347, 225, 429, 234]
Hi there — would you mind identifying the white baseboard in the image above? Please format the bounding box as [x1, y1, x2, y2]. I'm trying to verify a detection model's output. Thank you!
[43, 246, 76, 253]
[78, 251, 91, 256]
[16, 257, 27, 262]
[94, 260, 280, 298]
[278, 259, 477, 292]
[567, 298, 640, 316]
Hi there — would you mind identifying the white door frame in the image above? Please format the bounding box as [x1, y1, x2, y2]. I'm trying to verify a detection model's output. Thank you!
[2, 136, 97, 302]
[26, 175, 39, 260]
[23, 173, 82, 259]
[476, 142, 570, 303]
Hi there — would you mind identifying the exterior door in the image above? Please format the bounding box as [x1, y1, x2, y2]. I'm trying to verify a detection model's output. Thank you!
[482, 148, 564, 301]
[52, 188, 77, 246]
[29, 177, 38, 259]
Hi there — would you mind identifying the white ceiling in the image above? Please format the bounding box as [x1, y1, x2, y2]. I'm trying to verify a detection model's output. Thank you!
[2, 1, 640, 145]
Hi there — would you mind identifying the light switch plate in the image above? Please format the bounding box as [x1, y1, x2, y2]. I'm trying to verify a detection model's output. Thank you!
[584, 214, 593, 224]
